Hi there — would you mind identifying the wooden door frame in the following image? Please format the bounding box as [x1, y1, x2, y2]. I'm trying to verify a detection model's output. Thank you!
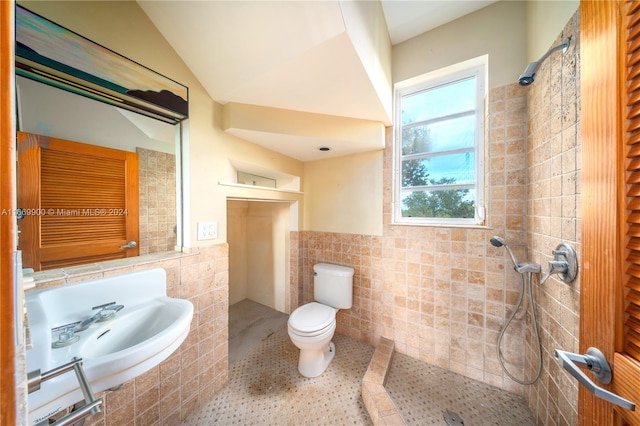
[579, 0, 625, 424]
[1, 0, 17, 424]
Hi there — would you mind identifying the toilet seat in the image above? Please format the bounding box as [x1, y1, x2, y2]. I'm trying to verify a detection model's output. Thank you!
[288, 302, 336, 337]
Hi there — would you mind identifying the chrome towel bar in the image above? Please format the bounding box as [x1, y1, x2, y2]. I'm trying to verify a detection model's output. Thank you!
[28, 357, 102, 426]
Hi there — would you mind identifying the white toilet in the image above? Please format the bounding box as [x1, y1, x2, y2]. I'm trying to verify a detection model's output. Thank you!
[287, 263, 354, 377]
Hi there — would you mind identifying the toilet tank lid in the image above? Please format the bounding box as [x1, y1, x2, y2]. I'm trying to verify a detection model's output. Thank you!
[314, 263, 354, 277]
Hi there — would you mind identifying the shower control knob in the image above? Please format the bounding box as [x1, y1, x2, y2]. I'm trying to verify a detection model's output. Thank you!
[540, 242, 578, 284]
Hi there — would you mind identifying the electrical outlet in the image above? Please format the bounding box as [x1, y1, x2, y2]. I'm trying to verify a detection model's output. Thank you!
[197, 221, 218, 240]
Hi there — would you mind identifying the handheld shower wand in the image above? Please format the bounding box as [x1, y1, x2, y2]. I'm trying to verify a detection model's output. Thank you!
[518, 37, 571, 86]
[489, 236, 541, 274]
[489, 235, 543, 385]
[489, 236, 518, 269]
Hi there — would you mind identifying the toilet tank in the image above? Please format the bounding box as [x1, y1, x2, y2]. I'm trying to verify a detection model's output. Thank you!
[313, 263, 354, 309]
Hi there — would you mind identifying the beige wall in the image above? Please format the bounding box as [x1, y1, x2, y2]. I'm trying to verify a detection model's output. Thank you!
[526, 1, 579, 62]
[228, 200, 291, 313]
[304, 151, 383, 235]
[392, 1, 527, 90]
[227, 202, 248, 305]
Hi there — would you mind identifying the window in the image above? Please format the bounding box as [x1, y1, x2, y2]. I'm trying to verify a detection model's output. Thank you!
[393, 59, 486, 226]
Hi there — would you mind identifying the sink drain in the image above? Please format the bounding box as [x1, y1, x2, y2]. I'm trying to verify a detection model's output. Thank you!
[443, 410, 464, 425]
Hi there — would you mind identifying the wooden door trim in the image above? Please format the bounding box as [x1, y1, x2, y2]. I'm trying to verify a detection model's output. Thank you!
[0, 0, 17, 424]
[580, 0, 624, 424]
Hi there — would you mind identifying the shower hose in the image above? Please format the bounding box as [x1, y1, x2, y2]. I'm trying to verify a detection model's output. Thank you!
[496, 271, 543, 385]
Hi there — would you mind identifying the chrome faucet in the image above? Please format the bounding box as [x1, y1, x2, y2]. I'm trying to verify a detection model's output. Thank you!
[51, 304, 124, 348]
[74, 304, 125, 332]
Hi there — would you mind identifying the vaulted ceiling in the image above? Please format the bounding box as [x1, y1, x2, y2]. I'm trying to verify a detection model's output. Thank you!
[137, 1, 497, 161]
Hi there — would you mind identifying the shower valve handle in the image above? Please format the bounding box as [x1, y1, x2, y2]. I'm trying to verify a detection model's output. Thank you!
[540, 242, 578, 284]
[555, 348, 635, 411]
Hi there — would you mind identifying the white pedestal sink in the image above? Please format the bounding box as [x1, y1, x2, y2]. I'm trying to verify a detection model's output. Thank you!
[25, 268, 193, 425]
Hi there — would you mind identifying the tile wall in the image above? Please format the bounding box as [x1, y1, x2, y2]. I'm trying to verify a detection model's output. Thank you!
[524, 11, 580, 426]
[137, 148, 177, 256]
[28, 246, 229, 425]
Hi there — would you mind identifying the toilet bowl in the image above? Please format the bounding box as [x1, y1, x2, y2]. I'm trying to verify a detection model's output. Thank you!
[287, 302, 337, 377]
[288, 263, 354, 377]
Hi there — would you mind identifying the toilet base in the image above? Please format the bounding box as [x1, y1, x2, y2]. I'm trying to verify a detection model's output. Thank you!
[298, 341, 335, 377]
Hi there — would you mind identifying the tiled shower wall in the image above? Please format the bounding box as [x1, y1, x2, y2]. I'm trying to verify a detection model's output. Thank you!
[296, 83, 530, 395]
[524, 11, 580, 426]
[28, 245, 229, 425]
[137, 148, 177, 256]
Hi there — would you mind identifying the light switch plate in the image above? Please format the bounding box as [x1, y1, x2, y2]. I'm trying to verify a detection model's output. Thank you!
[197, 221, 218, 240]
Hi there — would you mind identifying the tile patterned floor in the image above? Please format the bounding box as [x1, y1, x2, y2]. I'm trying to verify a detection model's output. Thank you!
[385, 352, 536, 426]
[181, 323, 374, 425]
[183, 300, 536, 426]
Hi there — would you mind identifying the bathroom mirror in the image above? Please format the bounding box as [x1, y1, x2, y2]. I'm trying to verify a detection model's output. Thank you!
[16, 75, 183, 270]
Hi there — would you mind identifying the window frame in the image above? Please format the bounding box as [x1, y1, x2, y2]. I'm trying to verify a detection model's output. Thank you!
[393, 57, 486, 227]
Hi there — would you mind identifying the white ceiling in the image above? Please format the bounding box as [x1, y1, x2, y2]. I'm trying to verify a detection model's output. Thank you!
[381, 0, 497, 45]
[138, 0, 497, 161]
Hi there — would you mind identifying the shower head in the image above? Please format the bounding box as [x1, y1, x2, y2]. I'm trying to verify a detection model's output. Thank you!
[518, 62, 539, 86]
[490, 236, 520, 270]
[490, 236, 506, 248]
[518, 37, 571, 86]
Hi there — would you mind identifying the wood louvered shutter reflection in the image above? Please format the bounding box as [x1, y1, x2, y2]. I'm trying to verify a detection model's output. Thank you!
[17, 132, 139, 270]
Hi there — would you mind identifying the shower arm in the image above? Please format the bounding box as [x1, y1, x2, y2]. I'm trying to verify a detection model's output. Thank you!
[537, 37, 571, 68]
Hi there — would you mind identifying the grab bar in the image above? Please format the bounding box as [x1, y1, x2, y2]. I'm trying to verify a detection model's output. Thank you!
[28, 357, 102, 426]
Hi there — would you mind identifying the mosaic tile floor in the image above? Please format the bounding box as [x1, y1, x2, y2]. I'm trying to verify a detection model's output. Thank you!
[385, 352, 536, 426]
[181, 324, 374, 425]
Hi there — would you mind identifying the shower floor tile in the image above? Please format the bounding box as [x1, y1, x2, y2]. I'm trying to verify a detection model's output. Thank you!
[181, 323, 374, 425]
[385, 352, 536, 426]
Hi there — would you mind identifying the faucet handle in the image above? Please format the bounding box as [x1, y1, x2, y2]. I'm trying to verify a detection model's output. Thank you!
[52, 326, 80, 348]
[540, 260, 568, 284]
[95, 304, 124, 322]
[540, 243, 578, 284]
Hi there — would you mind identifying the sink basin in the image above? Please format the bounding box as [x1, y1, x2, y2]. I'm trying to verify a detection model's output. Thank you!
[25, 268, 193, 425]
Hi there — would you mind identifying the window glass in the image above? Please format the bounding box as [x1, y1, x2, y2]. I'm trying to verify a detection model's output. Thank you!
[402, 152, 476, 188]
[402, 114, 475, 154]
[401, 77, 476, 124]
[394, 62, 485, 225]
